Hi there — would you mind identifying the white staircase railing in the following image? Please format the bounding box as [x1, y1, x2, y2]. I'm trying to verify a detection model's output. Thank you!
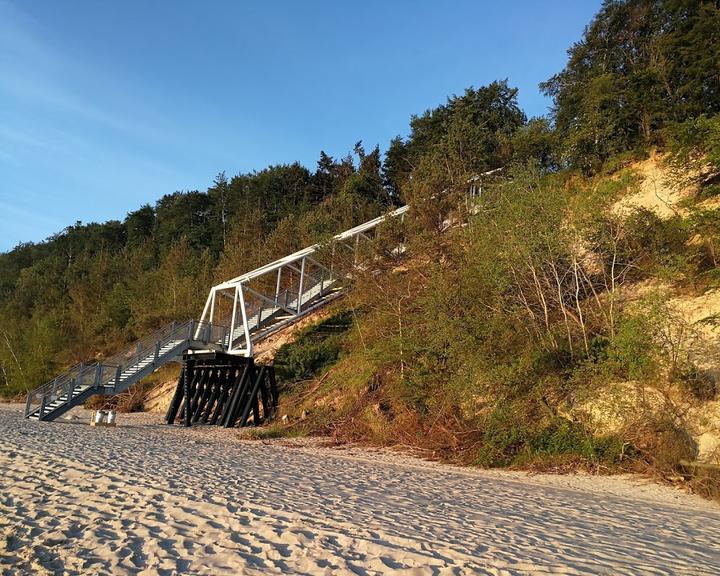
[197, 205, 408, 357]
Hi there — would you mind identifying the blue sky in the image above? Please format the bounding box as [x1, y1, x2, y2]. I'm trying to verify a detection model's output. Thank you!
[0, 0, 601, 251]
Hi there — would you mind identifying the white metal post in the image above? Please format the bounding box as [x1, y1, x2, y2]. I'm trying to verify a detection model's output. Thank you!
[297, 257, 306, 313]
[237, 284, 253, 357]
[195, 293, 213, 340]
[228, 286, 239, 352]
[275, 267, 282, 301]
[198, 293, 212, 323]
[209, 289, 216, 325]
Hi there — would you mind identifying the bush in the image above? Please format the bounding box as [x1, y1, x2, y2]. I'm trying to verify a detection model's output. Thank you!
[474, 403, 628, 468]
[604, 314, 657, 381]
[625, 417, 697, 475]
[274, 311, 352, 383]
[622, 208, 691, 277]
[666, 114, 720, 193]
[676, 363, 717, 401]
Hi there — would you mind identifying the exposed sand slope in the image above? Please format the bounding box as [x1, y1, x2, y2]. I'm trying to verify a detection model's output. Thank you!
[614, 153, 690, 218]
[1, 404, 719, 576]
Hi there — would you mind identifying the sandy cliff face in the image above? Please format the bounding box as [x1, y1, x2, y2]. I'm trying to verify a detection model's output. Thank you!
[583, 156, 720, 462]
[575, 282, 720, 463]
[614, 152, 692, 218]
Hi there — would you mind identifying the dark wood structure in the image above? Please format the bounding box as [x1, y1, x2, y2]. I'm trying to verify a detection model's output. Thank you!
[165, 351, 278, 428]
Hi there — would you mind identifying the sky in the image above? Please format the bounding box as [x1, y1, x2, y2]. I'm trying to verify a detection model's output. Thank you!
[0, 0, 601, 252]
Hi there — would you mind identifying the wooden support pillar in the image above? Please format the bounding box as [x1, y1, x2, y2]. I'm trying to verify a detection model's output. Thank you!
[268, 367, 278, 414]
[165, 366, 185, 424]
[238, 366, 266, 427]
[200, 369, 220, 423]
[223, 363, 253, 428]
[193, 368, 214, 423]
[183, 359, 194, 427]
[188, 368, 205, 424]
[259, 375, 270, 420]
[169, 353, 278, 429]
[210, 371, 230, 425]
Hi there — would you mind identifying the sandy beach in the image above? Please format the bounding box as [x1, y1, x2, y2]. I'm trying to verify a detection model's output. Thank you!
[1, 403, 719, 575]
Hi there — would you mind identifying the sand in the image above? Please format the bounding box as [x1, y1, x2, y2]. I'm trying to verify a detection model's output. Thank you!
[1, 404, 719, 575]
[614, 153, 689, 219]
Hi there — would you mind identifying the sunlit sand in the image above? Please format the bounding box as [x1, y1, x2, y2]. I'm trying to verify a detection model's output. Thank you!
[1, 403, 719, 575]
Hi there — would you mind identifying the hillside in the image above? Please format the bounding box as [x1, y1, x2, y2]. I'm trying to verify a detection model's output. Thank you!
[254, 154, 720, 496]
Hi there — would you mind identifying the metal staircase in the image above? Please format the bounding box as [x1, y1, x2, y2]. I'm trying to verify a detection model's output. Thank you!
[25, 206, 408, 422]
[25, 320, 227, 421]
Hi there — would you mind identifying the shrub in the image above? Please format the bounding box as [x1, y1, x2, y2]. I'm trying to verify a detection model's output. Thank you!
[666, 114, 720, 193]
[274, 311, 352, 383]
[622, 208, 691, 277]
[676, 363, 717, 401]
[605, 314, 657, 381]
[474, 403, 629, 468]
[625, 416, 697, 475]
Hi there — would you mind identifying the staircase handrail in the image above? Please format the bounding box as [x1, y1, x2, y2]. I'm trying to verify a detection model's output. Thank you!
[25, 318, 229, 417]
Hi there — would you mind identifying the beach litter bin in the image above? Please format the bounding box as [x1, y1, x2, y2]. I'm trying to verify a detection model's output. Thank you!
[90, 409, 117, 427]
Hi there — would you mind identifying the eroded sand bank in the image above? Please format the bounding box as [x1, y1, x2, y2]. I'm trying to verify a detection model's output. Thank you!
[1, 403, 718, 575]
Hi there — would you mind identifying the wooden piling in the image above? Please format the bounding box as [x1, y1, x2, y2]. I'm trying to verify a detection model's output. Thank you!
[166, 351, 278, 429]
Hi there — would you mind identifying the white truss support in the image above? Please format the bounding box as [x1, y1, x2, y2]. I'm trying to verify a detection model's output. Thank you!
[297, 257, 306, 313]
[228, 286, 239, 353]
[195, 291, 213, 340]
[237, 284, 252, 357]
[285, 262, 321, 288]
[243, 284, 296, 316]
[306, 257, 332, 277]
[209, 290, 217, 324]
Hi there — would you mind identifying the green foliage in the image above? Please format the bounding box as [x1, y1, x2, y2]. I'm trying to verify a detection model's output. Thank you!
[621, 208, 691, 276]
[475, 405, 627, 468]
[274, 312, 353, 383]
[510, 117, 559, 170]
[666, 114, 720, 194]
[604, 314, 657, 381]
[687, 207, 720, 271]
[542, 0, 720, 171]
[385, 80, 527, 204]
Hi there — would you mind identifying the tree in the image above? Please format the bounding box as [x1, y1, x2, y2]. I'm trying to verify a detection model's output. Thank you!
[542, 0, 720, 171]
[385, 80, 527, 205]
[208, 172, 230, 249]
[125, 205, 155, 249]
[382, 136, 413, 201]
[314, 151, 337, 202]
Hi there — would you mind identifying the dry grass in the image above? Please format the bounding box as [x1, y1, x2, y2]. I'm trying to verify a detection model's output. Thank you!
[85, 363, 181, 413]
